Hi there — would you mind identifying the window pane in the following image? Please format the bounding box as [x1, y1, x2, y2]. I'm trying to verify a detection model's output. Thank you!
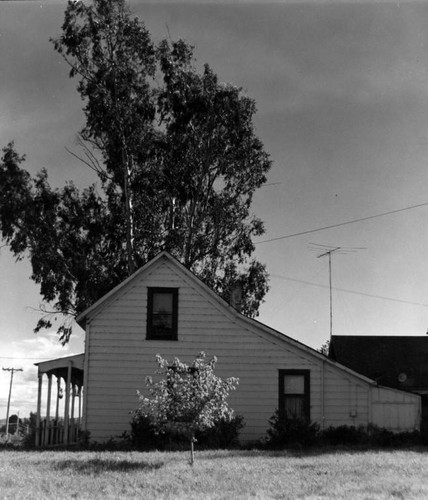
[284, 397, 304, 418]
[152, 292, 173, 330]
[283, 375, 305, 394]
[153, 293, 173, 314]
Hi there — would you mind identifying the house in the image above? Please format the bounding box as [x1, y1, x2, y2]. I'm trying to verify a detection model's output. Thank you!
[34, 252, 421, 446]
[329, 335, 428, 429]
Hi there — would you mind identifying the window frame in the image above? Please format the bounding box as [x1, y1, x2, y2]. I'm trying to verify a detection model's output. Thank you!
[146, 287, 178, 340]
[278, 369, 310, 420]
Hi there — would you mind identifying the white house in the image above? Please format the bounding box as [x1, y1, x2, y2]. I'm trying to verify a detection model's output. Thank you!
[35, 251, 421, 446]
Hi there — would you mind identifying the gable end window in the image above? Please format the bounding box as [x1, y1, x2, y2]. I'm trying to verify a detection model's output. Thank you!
[278, 369, 310, 420]
[146, 288, 178, 340]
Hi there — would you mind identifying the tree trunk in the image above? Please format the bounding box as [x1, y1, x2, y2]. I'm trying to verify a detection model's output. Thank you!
[190, 434, 195, 466]
[121, 143, 136, 275]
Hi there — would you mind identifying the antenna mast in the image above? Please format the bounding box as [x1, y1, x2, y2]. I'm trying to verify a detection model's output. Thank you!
[317, 247, 341, 341]
[309, 243, 366, 341]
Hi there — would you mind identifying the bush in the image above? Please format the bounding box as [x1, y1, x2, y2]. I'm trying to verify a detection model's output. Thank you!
[266, 411, 320, 449]
[321, 425, 368, 446]
[127, 413, 245, 451]
[320, 424, 423, 448]
[265, 412, 425, 450]
[196, 414, 245, 449]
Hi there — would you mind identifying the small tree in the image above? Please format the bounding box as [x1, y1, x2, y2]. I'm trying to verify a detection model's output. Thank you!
[318, 339, 330, 357]
[136, 352, 239, 464]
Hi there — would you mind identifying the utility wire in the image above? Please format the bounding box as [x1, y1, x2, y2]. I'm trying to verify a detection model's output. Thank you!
[256, 201, 428, 244]
[271, 273, 428, 307]
[0, 356, 55, 360]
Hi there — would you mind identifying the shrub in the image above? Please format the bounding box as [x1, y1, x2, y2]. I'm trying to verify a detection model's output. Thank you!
[196, 414, 245, 449]
[321, 425, 368, 446]
[320, 424, 424, 448]
[266, 410, 320, 449]
[127, 413, 245, 451]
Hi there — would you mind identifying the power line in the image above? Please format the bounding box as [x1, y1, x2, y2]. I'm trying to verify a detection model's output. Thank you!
[0, 356, 52, 360]
[256, 201, 428, 244]
[270, 274, 428, 307]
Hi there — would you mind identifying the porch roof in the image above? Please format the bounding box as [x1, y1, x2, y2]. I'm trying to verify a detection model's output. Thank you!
[35, 353, 84, 386]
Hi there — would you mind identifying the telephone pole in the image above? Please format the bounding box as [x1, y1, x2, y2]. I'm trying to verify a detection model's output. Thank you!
[2, 367, 23, 435]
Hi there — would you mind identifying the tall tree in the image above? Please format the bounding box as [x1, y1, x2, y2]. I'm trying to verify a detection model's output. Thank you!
[156, 39, 270, 316]
[52, 0, 158, 274]
[0, 0, 271, 342]
[0, 143, 126, 342]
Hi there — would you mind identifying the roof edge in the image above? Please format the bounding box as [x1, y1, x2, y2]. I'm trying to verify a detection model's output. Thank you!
[75, 251, 384, 387]
[76, 251, 171, 327]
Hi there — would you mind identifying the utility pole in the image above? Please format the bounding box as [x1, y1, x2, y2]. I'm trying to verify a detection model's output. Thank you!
[2, 367, 23, 435]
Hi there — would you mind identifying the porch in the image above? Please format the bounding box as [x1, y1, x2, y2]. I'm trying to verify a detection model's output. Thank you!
[34, 353, 84, 447]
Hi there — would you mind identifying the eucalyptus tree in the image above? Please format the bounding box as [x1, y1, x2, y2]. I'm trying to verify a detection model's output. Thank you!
[0, 0, 271, 342]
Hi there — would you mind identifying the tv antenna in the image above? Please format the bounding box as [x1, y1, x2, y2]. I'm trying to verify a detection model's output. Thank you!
[309, 243, 366, 340]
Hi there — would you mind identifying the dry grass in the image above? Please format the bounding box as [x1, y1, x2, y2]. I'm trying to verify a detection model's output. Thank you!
[1, 448, 428, 499]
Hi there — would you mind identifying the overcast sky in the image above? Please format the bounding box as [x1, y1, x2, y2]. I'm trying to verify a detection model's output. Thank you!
[2, 0, 428, 419]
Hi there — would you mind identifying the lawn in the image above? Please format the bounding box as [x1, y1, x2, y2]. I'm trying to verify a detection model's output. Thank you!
[1, 448, 428, 499]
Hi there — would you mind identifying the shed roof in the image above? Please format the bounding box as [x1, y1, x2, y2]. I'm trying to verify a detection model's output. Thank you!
[329, 335, 428, 391]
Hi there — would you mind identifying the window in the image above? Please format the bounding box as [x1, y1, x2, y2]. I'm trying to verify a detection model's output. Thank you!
[146, 288, 178, 340]
[278, 370, 310, 420]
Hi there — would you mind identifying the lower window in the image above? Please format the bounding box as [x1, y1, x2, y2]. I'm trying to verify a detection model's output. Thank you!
[278, 369, 310, 420]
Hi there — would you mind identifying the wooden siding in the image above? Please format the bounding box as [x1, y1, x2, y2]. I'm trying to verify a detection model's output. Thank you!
[83, 256, 421, 443]
[371, 386, 420, 431]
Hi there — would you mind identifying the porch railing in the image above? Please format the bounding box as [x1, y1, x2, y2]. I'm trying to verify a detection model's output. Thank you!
[39, 418, 81, 447]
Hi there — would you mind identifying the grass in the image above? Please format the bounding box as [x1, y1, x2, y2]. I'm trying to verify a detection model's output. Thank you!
[1, 448, 428, 499]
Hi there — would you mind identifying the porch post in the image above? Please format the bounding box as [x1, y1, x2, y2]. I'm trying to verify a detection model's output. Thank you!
[78, 386, 82, 424]
[35, 372, 43, 447]
[55, 376, 61, 420]
[64, 361, 72, 445]
[44, 374, 52, 446]
[70, 385, 76, 442]
[71, 385, 76, 421]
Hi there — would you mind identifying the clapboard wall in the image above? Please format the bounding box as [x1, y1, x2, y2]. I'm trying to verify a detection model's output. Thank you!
[80, 253, 420, 443]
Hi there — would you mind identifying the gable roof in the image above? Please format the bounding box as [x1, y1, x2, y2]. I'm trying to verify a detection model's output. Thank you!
[76, 251, 379, 386]
[329, 335, 428, 390]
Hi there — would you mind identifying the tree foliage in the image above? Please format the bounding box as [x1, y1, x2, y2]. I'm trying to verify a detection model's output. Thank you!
[0, 0, 271, 342]
[135, 352, 238, 463]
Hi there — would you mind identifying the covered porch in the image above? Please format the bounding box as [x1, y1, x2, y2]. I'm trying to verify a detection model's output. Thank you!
[34, 353, 84, 447]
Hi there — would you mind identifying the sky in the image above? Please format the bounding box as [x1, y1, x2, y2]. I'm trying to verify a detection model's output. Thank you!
[2, 0, 428, 419]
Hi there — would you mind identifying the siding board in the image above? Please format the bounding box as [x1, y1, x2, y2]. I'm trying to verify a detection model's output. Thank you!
[83, 255, 421, 442]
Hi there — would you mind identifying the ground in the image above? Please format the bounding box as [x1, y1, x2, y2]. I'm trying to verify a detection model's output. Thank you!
[1, 448, 428, 499]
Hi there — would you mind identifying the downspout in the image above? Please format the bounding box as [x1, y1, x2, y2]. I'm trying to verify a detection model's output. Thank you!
[321, 359, 325, 430]
[82, 320, 91, 434]
[368, 384, 373, 426]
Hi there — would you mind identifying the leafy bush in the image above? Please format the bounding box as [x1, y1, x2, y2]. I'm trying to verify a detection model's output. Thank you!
[266, 411, 320, 449]
[196, 414, 245, 449]
[265, 412, 425, 450]
[321, 425, 368, 446]
[321, 424, 423, 448]
[127, 413, 245, 451]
